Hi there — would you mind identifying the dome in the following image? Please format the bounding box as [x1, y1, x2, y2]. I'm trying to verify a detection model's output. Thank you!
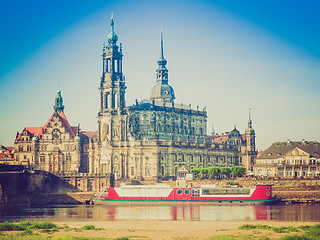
[107, 31, 118, 44]
[229, 126, 241, 138]
[32, 136, 38, 141]
[246, 127, 255, 135]
[150, 83, 175, 103]
[107, 18, 118, 45]
[75, 134, 81, 141]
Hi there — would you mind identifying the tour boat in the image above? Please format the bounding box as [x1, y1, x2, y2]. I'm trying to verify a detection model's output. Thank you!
[92, 183, 274, 204]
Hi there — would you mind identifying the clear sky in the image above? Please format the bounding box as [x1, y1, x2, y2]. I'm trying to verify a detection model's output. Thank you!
[1, 0, 320, 150]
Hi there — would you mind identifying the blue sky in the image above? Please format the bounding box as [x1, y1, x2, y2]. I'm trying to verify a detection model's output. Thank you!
[1, 0, 320, 149]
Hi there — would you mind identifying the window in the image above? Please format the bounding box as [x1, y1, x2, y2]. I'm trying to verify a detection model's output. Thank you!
[177, 189, 183, 195]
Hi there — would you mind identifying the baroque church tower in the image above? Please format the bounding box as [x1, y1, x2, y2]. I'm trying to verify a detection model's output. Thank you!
[97, 16, 128, 144]
[244, 109, 256, 171]
[95, 16, 130, 176]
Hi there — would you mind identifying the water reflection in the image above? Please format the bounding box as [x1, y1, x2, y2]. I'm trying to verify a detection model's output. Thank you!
[1, 204, 320, 222]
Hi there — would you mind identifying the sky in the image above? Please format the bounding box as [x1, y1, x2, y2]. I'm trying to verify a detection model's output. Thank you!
[1, 0, 320, 150]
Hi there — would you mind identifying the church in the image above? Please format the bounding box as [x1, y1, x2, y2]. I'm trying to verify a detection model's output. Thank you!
[13, 17, 257, 180]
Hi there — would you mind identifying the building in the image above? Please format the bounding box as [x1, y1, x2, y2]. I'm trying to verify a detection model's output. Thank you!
[13, 91, 95, 174]
[254, 140, 320, 178]
[13, 17, 257, 180]
[0, 146, 15, 165]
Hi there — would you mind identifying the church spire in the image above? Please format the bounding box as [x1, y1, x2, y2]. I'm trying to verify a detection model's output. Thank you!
[157, 26, 168, 71]
[248, 108, 252, 128]
[54, 90, 64, 113]
[107, 14, 118, 47]
[150, 27, 175, 103]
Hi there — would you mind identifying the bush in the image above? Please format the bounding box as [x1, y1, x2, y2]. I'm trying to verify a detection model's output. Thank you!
[17, 229, 33, 236]
[80, 225, 96, 230]
[0, 222, 25, 231]
[29, 221, 57, 230]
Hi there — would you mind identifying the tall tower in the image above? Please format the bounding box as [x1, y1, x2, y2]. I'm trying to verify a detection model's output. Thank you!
[150, 27, 175, 103]
[97, 16, 128, 144]
[99, 16, 126, 113]
[244, 109, 256, 171]
[53, 90, 64, 113]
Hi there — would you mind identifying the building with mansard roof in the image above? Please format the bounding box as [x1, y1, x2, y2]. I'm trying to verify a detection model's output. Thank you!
[254, 140, 320, 177]
[12, 17, 257, 180]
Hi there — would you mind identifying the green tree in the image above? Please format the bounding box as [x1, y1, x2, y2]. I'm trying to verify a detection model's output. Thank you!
[200, 168, 209, 179]
[220, 167, 231, 179]
[230, 166, 246, 178]
[191, 168, 201, 179]
[208, 167, 220, 179]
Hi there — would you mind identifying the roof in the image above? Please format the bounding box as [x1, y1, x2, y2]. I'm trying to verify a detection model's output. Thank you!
[15, 127, 44, 142]
[0, 146, 14, 159]
[82, 131, 96, 138]
[129, 99, 207, 115]
[258, 141, 320, 159]
[207, 134, 246, 143]
[16, 111, 79, 142]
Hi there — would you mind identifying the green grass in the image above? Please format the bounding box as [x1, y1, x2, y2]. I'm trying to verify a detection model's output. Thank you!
[238, 224, 320, 240]
[238, 224, 271, 230]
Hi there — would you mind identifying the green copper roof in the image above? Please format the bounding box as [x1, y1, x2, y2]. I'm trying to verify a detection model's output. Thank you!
[107, 16, 118, 46]
[54, 90, 64, 113]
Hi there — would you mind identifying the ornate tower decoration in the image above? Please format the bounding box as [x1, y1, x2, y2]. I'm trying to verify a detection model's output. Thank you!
[99, 15, 126, 115]
[245, 108, 256, 171]
[97, 15, 128, 144]
[54, 90, 64, 113]
[150, 26, 175, 103]
[246, 108, 256, 150]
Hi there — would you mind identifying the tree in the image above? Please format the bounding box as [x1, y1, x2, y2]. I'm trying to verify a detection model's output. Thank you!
[208, 167, 220, 179]
[191, 168, 201, 179]
[220, 167, 231, 179]
[200, 168, 209, 179]
[230, 166, 246, 178]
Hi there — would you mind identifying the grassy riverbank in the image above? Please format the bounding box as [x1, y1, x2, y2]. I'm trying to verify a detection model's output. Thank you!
[0, 221, 320, 240]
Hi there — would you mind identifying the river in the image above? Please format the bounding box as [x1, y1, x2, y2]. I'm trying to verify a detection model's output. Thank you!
[1, 204, 320, 222]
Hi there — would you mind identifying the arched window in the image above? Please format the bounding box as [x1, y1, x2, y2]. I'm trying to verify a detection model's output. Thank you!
[267, 169, 272, 177]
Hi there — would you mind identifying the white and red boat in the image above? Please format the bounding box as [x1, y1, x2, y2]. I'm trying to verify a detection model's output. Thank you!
[93, 184, 274, 204]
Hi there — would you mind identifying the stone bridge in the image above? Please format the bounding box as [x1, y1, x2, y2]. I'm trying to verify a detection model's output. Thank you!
[0, 164, 110, 206]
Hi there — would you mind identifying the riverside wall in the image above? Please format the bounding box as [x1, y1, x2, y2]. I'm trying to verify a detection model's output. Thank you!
[1, 163, 320, 205]
[170, 178, 320, 203]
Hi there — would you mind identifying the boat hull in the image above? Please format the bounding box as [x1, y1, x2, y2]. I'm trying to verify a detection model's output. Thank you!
[93, 184, 275, 205]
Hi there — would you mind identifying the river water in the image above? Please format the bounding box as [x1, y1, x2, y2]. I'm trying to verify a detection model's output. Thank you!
[1, 204, 320, 222]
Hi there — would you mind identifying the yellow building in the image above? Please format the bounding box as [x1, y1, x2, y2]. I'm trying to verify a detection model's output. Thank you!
[254, 140, 320, 177]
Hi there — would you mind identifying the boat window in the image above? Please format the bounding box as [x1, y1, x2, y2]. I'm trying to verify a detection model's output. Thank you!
[184, 189, 190, 195]
[192, 189, 200, 197]
[266, 187, 270, 190]
[177, 189, 183, 195]
[202, 188, 251, 195]
[266, 192, 270, 195]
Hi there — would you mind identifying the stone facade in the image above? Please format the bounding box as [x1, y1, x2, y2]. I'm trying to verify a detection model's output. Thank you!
[254, 140, 320, 177]
[13, 92, 95, 174]
[11, 17, 257, 180]
[89, 17, 256, 180]
[0, 146, 15, 165]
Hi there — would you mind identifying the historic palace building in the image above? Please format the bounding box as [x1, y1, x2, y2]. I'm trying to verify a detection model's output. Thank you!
[13, 17, 257, 180]
[254, 140, 320, 177]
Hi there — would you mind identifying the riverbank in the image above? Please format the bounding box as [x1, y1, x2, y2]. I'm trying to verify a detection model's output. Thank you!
[1, 220, 319, 240]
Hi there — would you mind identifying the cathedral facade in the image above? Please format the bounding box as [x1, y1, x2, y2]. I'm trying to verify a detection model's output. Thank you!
[13, 17, 257, 180]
